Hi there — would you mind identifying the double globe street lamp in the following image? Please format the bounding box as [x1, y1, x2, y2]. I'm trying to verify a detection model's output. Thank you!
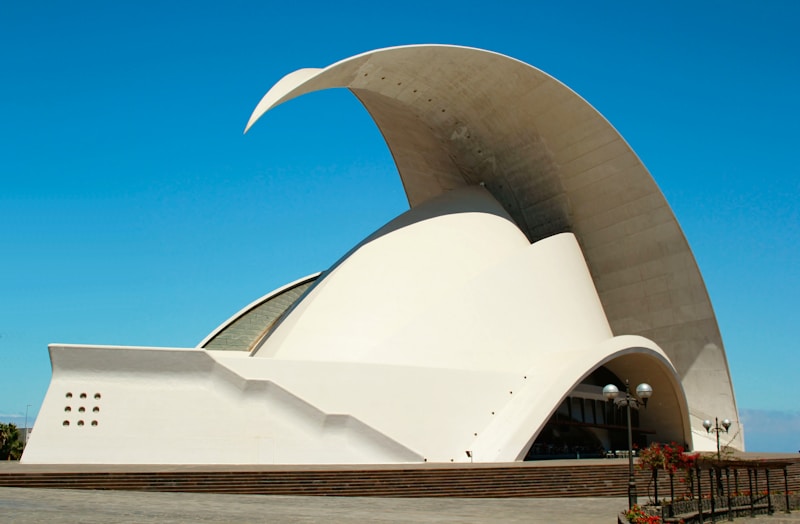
[603, 380, 653, 509]
[703, 417, 732, 461]
[703, 417, 732, 501]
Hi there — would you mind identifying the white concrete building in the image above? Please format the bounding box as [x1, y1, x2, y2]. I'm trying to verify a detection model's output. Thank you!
[22, 45, 741, 465]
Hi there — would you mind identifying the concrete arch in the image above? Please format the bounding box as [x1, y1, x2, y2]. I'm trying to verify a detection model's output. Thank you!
[514, 346, 692, 460]
[467, 334, 690, 462]
[245, 45, 741, 450]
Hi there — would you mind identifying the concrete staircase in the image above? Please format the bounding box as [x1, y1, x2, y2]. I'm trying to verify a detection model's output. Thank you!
[1, 459, 797, 498]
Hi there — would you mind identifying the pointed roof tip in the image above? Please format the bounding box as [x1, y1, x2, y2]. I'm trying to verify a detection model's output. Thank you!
[243, 68, 325, 136]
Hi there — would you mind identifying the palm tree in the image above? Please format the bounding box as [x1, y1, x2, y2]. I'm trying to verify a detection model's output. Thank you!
[0, 422, 24, 460]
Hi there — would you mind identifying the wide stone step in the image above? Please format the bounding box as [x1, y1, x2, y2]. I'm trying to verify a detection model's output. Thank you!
[2, 460, 796, 499]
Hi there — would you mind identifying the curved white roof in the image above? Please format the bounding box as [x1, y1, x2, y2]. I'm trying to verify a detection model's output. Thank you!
[25, 45, 739, 467]
[246, 45, 741, 449]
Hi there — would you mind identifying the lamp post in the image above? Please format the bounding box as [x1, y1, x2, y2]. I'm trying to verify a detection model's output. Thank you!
[703, 417, 731, 461]
[604, 380, 653, 509]
[703, 417, 732, 504]
[24, 404, 31, 445]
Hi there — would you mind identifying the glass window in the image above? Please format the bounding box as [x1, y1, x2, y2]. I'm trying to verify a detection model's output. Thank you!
[584, 399, 595, 424]
[556, 399, 569, 421]
[595, 400, 605, 424]
[571, 397, 583, 422]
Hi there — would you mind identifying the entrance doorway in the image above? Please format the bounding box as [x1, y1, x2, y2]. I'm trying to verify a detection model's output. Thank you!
[524, 366, 654, 460]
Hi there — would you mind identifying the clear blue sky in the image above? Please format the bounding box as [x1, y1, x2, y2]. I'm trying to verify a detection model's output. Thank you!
[1, 1, 798, 452]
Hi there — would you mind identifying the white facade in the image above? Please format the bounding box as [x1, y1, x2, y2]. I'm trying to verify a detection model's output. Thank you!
[23, 45, 740, 464]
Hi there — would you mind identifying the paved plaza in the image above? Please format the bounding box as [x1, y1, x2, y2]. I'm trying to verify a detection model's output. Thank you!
[0, 487, 627, 523]
[3, 487, 800, 523]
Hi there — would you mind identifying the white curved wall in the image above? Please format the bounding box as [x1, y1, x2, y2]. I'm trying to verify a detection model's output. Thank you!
[259, 186, 613, 373]
[26, 186, 686, 465]
[25, 45, 717, 464]
[246, 45, 741, 450]
[25, 336, 686, 464]
[24, 345, 423, 464]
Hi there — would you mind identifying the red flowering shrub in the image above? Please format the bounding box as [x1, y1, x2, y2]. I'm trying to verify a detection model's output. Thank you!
[638, 442, 699, 500]
[624, 504, 662, 523]
[638, 442, 697, 474]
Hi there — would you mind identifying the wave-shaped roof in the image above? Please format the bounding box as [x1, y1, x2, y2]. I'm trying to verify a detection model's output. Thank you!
[245, 45, 741, 449]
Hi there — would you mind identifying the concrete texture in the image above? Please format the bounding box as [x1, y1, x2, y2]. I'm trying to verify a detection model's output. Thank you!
[4, 487, 799, 523]
[0, 488, 628, 523]
[246, 44, 741, 451]
[25, 191, 690, 466]
[3, 456, 798, 522]
[25, 45, 741, 468]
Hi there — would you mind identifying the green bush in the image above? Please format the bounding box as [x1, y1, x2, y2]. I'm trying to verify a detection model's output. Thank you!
[0, 422, 24, 460]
